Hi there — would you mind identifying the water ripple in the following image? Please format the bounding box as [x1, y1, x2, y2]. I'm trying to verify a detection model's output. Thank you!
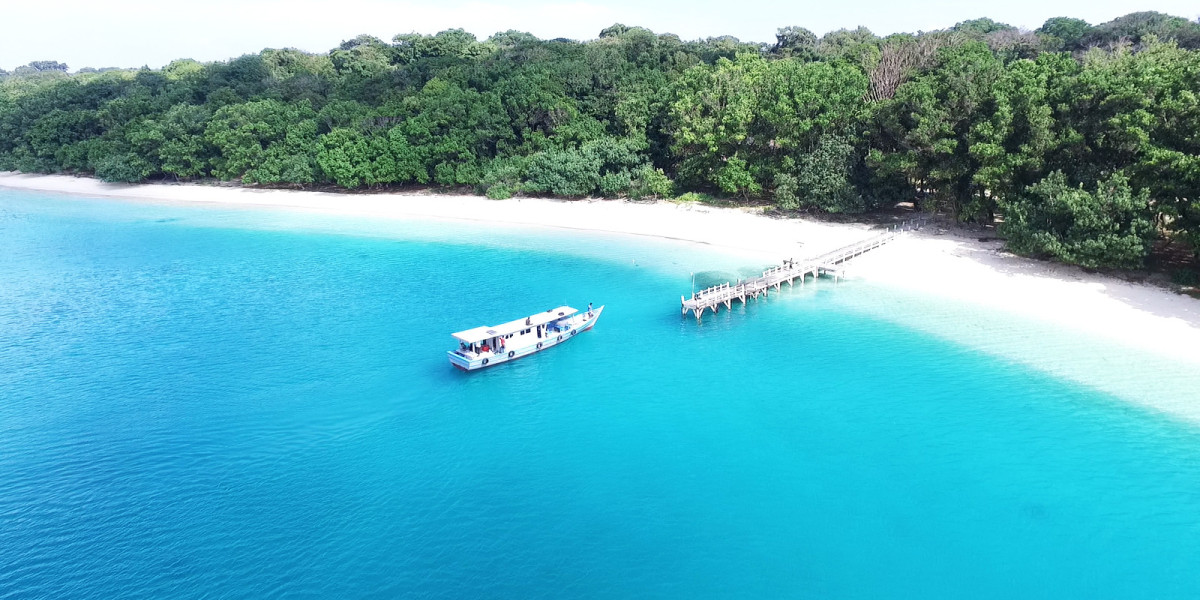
[2, 192, 1200, 598]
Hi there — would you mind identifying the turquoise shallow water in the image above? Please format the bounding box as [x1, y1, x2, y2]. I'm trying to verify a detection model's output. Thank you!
[2, 191, 1200, 598]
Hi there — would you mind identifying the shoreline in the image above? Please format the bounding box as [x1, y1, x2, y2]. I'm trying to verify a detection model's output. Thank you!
[4, 171, 1200, 417]
[0, 172, 869, 261]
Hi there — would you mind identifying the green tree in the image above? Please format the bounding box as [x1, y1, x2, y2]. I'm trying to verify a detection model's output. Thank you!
[26, 61, 70, 73]
[204, 99, 318, 183]
[772, 27, 819, 60]
[1000, 171, 1155, 268]
[818, 27, 881, 72]
[155, 104, 215, 179]
[1084, 12, 1200, 49]
[1052, 41, 1199, 253]
[969, 53, 1076, 221]
[1037, 17, 1093, 51]
[953, 18, 1017, 36]
[874, 41, 1004, 220]
[670, 55, 868, 199]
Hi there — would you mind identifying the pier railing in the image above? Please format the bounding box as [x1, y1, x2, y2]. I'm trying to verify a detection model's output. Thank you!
[681, 217, 926, 321]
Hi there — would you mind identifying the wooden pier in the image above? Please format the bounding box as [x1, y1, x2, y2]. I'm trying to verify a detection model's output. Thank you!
[681, 218, 925, 321]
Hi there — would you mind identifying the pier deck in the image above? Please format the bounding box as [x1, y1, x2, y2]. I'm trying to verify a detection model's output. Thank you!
[681, 218, 924, 321]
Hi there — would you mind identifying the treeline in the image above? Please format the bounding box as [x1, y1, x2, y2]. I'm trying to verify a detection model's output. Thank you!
[2, 12, 1199, 270]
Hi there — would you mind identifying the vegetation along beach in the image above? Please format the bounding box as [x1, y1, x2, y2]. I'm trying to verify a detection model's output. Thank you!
[2, 6, 1200, 598]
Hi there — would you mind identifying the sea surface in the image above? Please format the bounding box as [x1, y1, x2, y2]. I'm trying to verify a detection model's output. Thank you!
[2, 190, 1199, 599]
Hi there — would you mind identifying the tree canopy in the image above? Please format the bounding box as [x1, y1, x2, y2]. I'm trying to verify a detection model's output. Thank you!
[2, 11, 1199, 270]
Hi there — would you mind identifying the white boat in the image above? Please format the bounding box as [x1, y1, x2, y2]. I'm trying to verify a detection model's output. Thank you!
[447, 304, 604, 371]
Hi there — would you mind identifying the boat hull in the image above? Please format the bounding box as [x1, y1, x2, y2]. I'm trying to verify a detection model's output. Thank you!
[447, 306, 603, 371]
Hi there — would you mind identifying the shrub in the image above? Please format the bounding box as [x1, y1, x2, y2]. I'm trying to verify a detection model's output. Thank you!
[454, 161, 482, 185]
[629, 165, 674, 200]
[523, 148, 601, 196]
[773, 172, 800, 210]
[478, 157, 526, 198]
[244, 149, 316, 185]
[485, 183, 514, 199]
[599, 171, 632, 197]
[1000, 171, 1156, 269]
[433, 161, 457, 185]
[94, 153, 152, 182]
[794, 134, 862, 212]
[1171, 269, 1199, 287]
[714, 156, 760, 197]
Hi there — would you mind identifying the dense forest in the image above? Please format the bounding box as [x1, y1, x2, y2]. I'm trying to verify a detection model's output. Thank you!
[2, 12, 1199, 274]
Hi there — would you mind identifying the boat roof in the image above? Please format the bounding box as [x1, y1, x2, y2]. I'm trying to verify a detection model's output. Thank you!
[452, 306, 578, 342]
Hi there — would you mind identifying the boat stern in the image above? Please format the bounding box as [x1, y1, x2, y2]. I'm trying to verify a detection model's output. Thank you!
[447, 350, 478, 371]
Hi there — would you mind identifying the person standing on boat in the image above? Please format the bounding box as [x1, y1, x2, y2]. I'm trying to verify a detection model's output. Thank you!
[587, 303, 593, 318]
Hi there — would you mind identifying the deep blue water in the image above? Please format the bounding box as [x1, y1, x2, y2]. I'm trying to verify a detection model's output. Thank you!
[2, 191, 1199, 599]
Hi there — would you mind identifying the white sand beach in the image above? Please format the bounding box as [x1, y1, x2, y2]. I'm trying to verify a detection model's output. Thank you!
[4, 171, 1199, 417]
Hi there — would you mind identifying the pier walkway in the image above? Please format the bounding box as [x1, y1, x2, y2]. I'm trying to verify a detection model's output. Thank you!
[681, 218, 925, 321]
